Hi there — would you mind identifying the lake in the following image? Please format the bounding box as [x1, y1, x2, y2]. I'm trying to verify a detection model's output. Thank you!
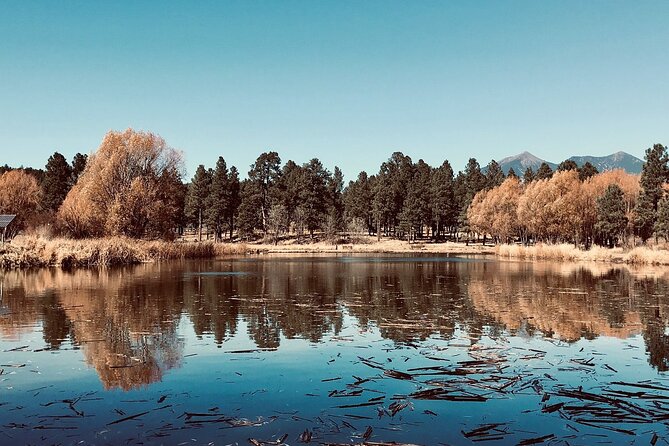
[1, 255, 668, 445]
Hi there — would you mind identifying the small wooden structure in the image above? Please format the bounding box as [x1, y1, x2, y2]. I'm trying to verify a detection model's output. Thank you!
[0, 215, 16, 243]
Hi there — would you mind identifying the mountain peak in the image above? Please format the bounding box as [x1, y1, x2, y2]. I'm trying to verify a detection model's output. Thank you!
[567, 152, 643, 174]
[496, 151, 554, 173]
[492, 150, 644, 175]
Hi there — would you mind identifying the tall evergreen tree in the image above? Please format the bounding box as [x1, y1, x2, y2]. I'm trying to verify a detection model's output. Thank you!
[185, 165, 211, 241]
[399, 160, 432, 239]
[485, 160, 505, 189]
[344, 171, 374, 234]
[236, 180, 261, 240]
[372, 152, 413, 239]
[595, 184, 627, 247]
[431, 160, 456, 239]
[372, 173, 394, 240]
[248, 151, 282, 233]
[523, 167, 535, 183]
[535, 162, 554, 180]
[42, 152, 72, 212]
[205, 157, 230, 241]
[634, 143, 669, 242]
[506, 167, 518, 179]
[655, 197, 669, 242]
[70, 153, 88, 185]
[325, 166, 345, 237]
[277, 160, 302, 223]
[578, 161, 598, 181]
[635, 191, 656, 243]
[458, 158, 485, 238]
[557, 159, 578, 172]
[453, 171, 468, 239]
[227, 167, 241, 240]
[298, 158, 329, 237]
[464, 158, 486, 197]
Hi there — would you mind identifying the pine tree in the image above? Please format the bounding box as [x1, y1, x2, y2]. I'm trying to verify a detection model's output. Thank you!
[640, 144, 669, 205]
[557, 159, 578, 172]
[298, 158, 329, 237]
[70, 153, 88, 186]
[325, 166, 345, 238]
[205, 157, 230, 241]
[634, 191, 656, 243]
[398, 188, 422, 241]
[431, 160, 456, 239]
[507, 167, 518, 179]
[371, 152, 413, 239]
[464, 158, 486, 197]
[457, 158, 485, 238]
[654, 197, 669, 242]
[227, 167, 241, 240]
[185, 165, 211, 241]
[398, 160, 432, 239]
[485, 160, 505, 189]
[277, 160, 302, 225]
[595, 184, 627, 247]
[42, 152, 73, 212]
[535, 162, 554, 180]
[344, 171, 373, 234]
[372, 173, 394, 240]
[523, 167, 535, 183]
[634, 143, 669, 242]
[248, 152, 282, 232]
[578, 162, 598, 181]
[236, 180, 261, 240]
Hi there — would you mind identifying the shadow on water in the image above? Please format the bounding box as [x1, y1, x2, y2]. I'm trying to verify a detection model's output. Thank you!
[1, 256, 669, 444]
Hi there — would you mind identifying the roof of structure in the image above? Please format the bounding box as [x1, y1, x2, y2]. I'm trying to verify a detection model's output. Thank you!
[0, 215, 16, 229]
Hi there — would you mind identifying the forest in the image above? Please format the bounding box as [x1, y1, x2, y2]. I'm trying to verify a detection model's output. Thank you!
[1, 128, 668, 249]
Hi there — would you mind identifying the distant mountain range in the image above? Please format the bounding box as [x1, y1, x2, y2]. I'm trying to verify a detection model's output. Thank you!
[492, 151, 643, 175]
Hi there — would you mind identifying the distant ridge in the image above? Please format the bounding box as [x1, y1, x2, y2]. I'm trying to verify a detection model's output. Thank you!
[496, 151, 557, 175]
[490, 151, 643, 175]
[567, 151, 643, 174]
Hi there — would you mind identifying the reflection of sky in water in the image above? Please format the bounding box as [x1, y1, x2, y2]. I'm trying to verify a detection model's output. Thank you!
[337, 255, 491, 263]
[0, 258, 668, 445]
[183, 271, 251, 277]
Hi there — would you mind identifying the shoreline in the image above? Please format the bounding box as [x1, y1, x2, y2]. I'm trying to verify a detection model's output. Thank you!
[2, 235, 669, 268]
[247, 239, 496, 256]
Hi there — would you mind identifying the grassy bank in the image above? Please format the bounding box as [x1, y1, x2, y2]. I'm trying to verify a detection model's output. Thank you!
[250, 237, 496, 255]
[0, 236, 247, 268]
[4, 235, 668, 269]
[496, 243, 669, 265]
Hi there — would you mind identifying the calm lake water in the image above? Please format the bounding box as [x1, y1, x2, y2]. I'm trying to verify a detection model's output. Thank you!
[1, 255, 669, 445]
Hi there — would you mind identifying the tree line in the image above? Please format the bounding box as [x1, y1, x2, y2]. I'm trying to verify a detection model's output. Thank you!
[1, 128, 668, 248]
[0, 152, 87, 232]
[468, 144, 669, 247]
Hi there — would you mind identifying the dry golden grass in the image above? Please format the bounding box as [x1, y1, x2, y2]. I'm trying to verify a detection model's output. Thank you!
[623, 246, 669, 265]
[0, 236, 248, 268]
[496, 243, 669, 265]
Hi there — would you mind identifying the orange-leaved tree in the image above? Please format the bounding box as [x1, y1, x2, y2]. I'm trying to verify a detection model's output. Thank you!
[58, 129, 185, 239]
[0, 170, 41, 234]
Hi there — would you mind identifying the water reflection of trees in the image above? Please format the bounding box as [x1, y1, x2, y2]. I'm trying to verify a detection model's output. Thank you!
[466, 262, 669, 370]
[0, 266, 184, 390]
[2, 256, 669, 389]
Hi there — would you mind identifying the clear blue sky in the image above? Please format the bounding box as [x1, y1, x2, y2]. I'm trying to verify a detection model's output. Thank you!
[1, 0, 668, 180]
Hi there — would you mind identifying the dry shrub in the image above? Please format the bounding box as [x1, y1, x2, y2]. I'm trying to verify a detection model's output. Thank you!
[624, 247, 669, 265]
[348, 235, 373, 245]
[1, 236, 247, 268]
[215, 243, 248, 256]
[496, 243, 668, 265]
